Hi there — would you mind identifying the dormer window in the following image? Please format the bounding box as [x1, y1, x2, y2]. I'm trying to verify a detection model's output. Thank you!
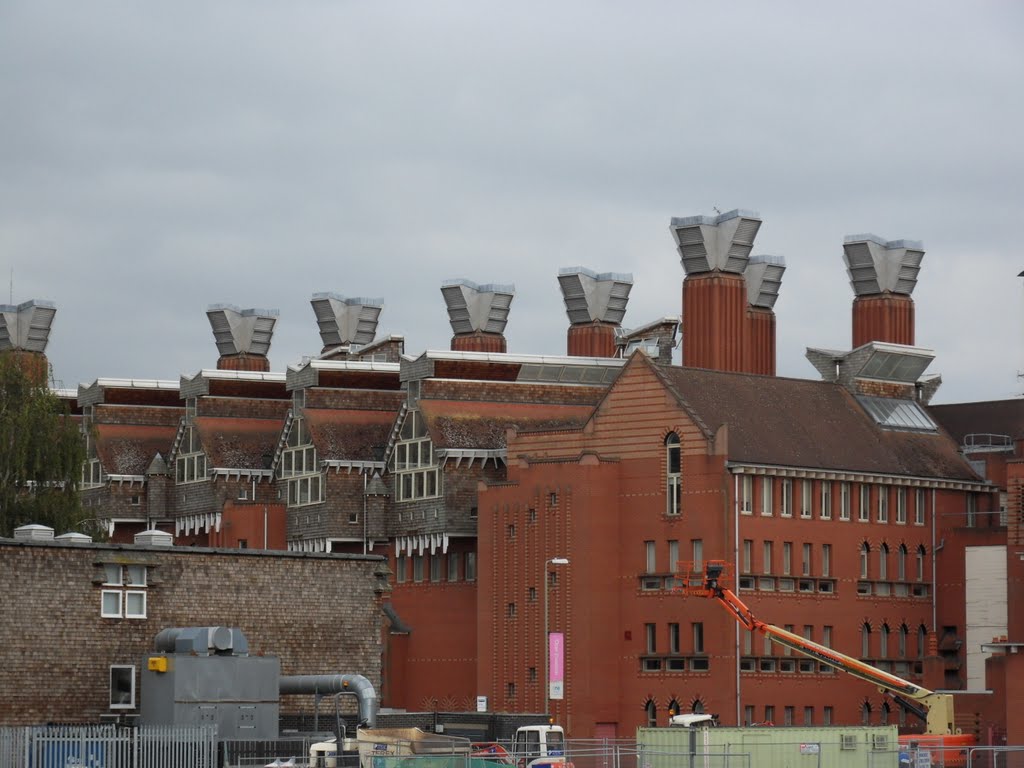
[280, 418, 323, 507]
[390, 410, 440, 502]
[175, 425, 207, 484]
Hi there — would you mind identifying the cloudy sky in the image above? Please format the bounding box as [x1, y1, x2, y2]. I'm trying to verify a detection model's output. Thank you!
[1, 1, 1022, 404]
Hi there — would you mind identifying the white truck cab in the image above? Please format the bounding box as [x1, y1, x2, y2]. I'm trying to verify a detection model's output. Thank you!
[510, 725, 569, 768]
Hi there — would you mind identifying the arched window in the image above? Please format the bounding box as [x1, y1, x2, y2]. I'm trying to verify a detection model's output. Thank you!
[918, 625, 928, 659]
[880, 623, 890, 658]
[692, 699, 705, 714]
[861, 701, 872, 725]
[899, 624, 909, 659]
[860, 542, 871, 579]
[897, 544, 907, 582]
[881, 701, 891, 725]
[916, 545, 926, 582]
[861, 622, 872, 658]
[645, 699, 657, 727]
[879, 544, 889, 580]
[667, 699, 681, 718]
[666, 433, 681, 516]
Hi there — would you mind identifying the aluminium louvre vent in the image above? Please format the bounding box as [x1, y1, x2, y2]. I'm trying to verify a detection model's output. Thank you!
[206, 305, 279, 357]
[0, 299, 57, 353]
[842, 234, 925, 296]
[744, 255, 786, 309]
[557, 267, 633, 325]
[310, 293, 383, 348]
[441, 279, 515, 336]
[669, 209, 762, 275]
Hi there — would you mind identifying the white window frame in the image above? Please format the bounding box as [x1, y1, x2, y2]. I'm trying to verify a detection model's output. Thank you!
[820, 482, 832, 520]
[761, 477, 773, 516]
[877, 488, 889, 523]
[839, 482, 851, 521]
[101, 565, 148, 620]
[392, 410, 442, 502]
[645, 541, 656, 573]
[175, 425, 208, 485]
[859, 485, 871, 522]
[110, 665, 136, 710]
[914, 489, 926, 526]
[780, 479, 793, 517]
[896, 487, 907, 524]
[741, 476, 753, 515]
[666, 433, 682, 516]
[800, 481, 812, 518]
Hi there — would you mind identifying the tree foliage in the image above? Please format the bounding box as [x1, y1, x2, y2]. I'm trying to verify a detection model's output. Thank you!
[0, 355, 86, 537]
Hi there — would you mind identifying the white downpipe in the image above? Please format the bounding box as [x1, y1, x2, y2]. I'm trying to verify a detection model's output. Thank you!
[931, 487, 937, 634]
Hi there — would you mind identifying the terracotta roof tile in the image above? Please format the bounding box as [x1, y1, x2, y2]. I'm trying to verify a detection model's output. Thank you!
[193, 416, 282, 470]
[303, 408, 395, 462]
[418, 401, 593, 450]
[94, 424, 177, 476]
[652, 364, 980, 482]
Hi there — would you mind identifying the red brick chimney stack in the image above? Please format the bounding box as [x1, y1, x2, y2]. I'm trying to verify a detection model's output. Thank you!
[671, 210, 776, 373]
[742, 255, 786, 376]
[206, 304, 278, 372]
[842, 235, 924, 348]
[441, 280, 514, 353]
[0, 299, 57, 385]
[557, 267, 632, 358]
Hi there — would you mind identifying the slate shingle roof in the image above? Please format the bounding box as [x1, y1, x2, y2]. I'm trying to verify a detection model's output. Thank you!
[303, 408, 396, 463]
[651, 363, 980, 482]
[94, 424, 177, 476]
[929, 399, 1024, 444]
[418, 400, 593, 450]
[193, 416, 283, 470]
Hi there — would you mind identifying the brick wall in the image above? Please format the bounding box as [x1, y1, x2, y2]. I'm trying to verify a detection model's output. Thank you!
[0, 539, 385, 725]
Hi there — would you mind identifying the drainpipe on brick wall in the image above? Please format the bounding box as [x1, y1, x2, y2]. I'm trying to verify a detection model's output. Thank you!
[363, 472, 368, 555]
[733, 472, 741, 727]
[931, 488, 938, 635]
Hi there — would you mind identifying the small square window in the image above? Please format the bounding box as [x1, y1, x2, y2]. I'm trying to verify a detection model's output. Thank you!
[101, 590, 122, 618]
[125, 591, 147, 619]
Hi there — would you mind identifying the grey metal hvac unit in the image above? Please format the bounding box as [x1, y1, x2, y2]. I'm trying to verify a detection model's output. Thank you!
[441, 279, 514, 335]
[206, 305, 279, 357]
[557, 267, 632, 325]
[842, 234, 925, 296]
[140, 627, 281, 739]
[669, 209, 762, 275]
[744, 255, 786, 309]
[311, 293, 384, 348]
[0, 299, 56, 353]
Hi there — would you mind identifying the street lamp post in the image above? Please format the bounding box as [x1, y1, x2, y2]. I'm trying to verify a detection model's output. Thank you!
[543, 557, 569, 713]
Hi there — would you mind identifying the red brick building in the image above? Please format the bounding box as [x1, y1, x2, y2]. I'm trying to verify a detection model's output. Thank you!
[4, 210, 1019, 744]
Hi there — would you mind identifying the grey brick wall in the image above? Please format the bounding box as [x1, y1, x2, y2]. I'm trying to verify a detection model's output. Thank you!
[0, 539, 385, 726]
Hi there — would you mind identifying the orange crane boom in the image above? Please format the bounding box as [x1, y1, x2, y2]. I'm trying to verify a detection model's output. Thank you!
[679, 560, 961, 738]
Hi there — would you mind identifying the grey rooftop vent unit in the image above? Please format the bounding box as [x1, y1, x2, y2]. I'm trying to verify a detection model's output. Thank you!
[13, 524, 55, 542]
[55, 532, 93, 544]
[843, 234, 924, 296]
[0, 299, 57, 353]
[206, 305, 278, 357]
[135, 529, 174, 547]
[441, 279, 515, 335]
[669, 209, 762, 275]
[744, 255, 786, 309]
[311, 293, 383, 348]
[558, 267, 633, 325]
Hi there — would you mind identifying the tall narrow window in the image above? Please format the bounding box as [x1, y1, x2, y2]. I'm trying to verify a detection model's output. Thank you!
[862, 623, 872, 658]
[669, 623, 680, 654]
[966, 493, 978, 527]
[896, 488, 907, 524]
[391, 410, 441, 502]
[110, 666, 136, 710]
[860, 542, 870, 579]
[897, 544, 907, 581]
[742, 540, 753, 573]
[859, 485, 871, 522]
[877, 488, 889, 523]
[801, 481, 812, 518]
[802, 543, 812, 576]
[645, 700, 657, 727]
[780, 479, 793, 517]
[645, 541, 656, 573]
[915, 489, 926, 525]
[782, 542, 792, 575]
[898, 624, 909, 658]
[918, 625, 927, 658]
[741, 476, 753, 514]
[880, 623, 890, 657]
[822, 544, 832, 577]
[645, 623, 657, 653]
[691, 539, 703, 572]
[761, 477, 773, 516]
[666, 433, 681, 516]
[879, 543, 889, 580]
[823, 625, 833, 648]
[762, 541, 773, 575]
[916, 545, 926, 582]
[820, 482, 832, 519]
[840, 482, 851, 521]
[692, 622, 705, 654]
[668, 540, 680, 576]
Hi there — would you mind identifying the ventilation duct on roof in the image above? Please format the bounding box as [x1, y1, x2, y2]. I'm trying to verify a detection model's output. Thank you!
[744, 255, 786, 309]
[206, 305, 278, 369]
[441, 279, 514, 336]
[669, 209, 762, 275]
[842, 234, 924, 296]
[0, 299, 56, 353]
[557, 267, 633, 324]
[310, 293, 383, 349]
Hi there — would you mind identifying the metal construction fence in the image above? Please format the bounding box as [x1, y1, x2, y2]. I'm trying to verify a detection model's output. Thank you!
[0, 725, 217, 768]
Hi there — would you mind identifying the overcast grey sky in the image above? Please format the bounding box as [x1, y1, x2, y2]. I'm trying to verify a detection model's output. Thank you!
[1, 1, 1022, 404]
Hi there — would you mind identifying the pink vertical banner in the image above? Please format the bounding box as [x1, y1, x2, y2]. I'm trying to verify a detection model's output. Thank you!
[548, 632, 565, 699]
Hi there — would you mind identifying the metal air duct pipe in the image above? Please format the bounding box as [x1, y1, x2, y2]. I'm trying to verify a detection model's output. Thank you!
[279, 674, 378, 727]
